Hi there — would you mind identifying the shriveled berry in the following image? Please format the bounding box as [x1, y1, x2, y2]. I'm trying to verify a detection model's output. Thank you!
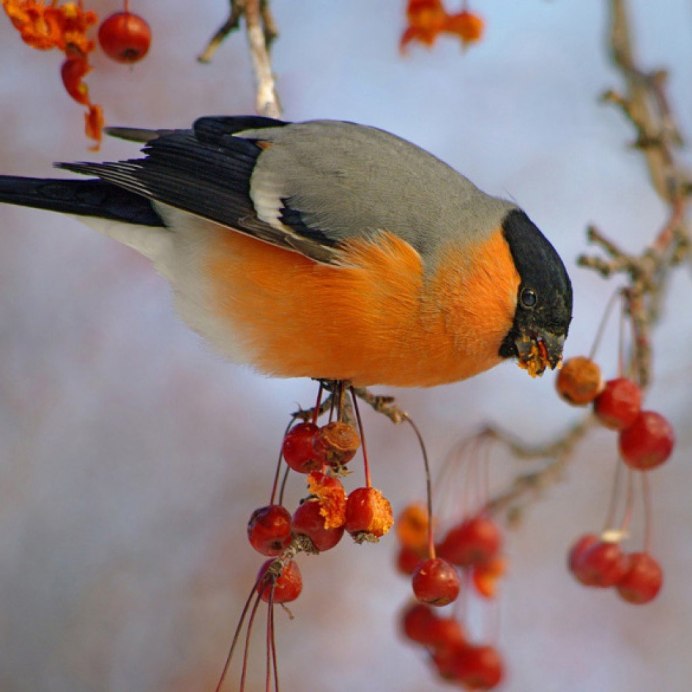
[313, 421, 360, 468]
[282, 422, 323, 473]
[593, 377, 642, 430]
[256, 559, 302, 603]
[292, 499, 344, 552]
[556, 356, 603, 405]
[617, 552, 663, 604]
[98, 11, 151, 63]
[412, 557, 460, 606]
[438, 515, 502, 568]
[619, 410, 675, 470]
[247, 504, 292, 556]
[345, 487, 393, 542]
[306, 471, 346, 528]
[445, 11, 484, 46]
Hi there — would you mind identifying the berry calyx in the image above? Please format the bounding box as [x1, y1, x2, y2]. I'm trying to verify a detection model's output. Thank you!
[292, 499, 344, 552]
[247, 504, 292, 556]
[256, 559, 302, 603]
[313, 421, 360, 469]
[282, 422, 323, 473]
[617, 552, 663, 604]
[345, 487, 394, 543]
[556, 356, 603, 405]
[438, 515, 502, 568]
[98, 10, 151, 64]
[619, 410, 675, 470]
[593, 377, 642, 430]
[411, 557, 460, 606]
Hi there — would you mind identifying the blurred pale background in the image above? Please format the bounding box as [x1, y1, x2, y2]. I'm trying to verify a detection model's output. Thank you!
[0, 1, 691, 690]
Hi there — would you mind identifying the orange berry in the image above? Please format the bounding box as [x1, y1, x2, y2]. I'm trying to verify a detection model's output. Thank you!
[395, 502, 430, 552]
[445, 10, 484, 46]
[555, 356, 603, 405]
[345, 487, 394, 543]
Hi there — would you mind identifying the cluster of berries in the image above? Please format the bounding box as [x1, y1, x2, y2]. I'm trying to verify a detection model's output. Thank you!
[556, 356, 675, 604]
[246, 419, 393, 605]
[396, 504, 505, 689]
[401, 0, 484, 51]
[217, 403, 396, 690]
[4, 0, 151, 146]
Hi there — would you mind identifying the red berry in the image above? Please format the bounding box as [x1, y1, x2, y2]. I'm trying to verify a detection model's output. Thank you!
[247, 504, 292, 556]
[570, 539, 627, 588]
[617, 552, 663, 604]
[401, 601, 465, 651]
[396, 545, 424, 575]
[593, 378, 642, 430]
[432, 643, 468, 680]
[98, 11, 151, 64]
[619, 411, 675, 470]
[453, 644, 504, 690]
[282, 422, 324, 473]
[400, 602, 438, 644]
[438, 515, 502, 568]
[567, 533, 600, 582]
[425, 616, 466, 651]
[256, 559, 302, 603]
[412, 557, 460, 606]
[345, 487, 393, 542]
[292, 499, 344, 552]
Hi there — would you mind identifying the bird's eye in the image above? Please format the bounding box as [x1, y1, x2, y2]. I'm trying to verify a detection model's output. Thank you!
[520, 287, 537, 308]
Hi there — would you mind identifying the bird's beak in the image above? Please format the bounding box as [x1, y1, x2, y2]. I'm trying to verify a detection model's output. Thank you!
[515, 331, 565, 378]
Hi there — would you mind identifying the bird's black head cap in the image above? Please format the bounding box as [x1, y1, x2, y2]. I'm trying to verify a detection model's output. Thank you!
[499, 209, 573, 375]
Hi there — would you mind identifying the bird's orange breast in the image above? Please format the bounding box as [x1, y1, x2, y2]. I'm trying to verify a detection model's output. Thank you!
[206, 228, 519, 386]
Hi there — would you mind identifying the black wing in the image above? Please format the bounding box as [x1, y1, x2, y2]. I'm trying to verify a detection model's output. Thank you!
[58, 116, 340, 264]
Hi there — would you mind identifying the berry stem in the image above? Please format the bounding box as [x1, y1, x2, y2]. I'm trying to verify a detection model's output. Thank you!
[215, 577, 265, 692]
[618, 292, 627, 378]
[277, 464, 291, 506]
[588, 288, 621, 362]
[602, 457, 624, 533]
[618, 466, 636, 537]
[265, 596, 279, 692]
[311, 383, 324, 426]
[240, 592, 263, 691]
[349, 387, 371, 488]
[403, 414, 436, 560]
[271, 418, 296, 505]
[641, 470, 653, 554]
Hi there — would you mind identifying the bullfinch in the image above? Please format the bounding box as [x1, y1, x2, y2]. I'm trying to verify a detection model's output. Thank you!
[0, 115, 573, 386]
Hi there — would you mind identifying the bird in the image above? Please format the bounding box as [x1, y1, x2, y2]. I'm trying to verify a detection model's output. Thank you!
[0, 115, 572, 387]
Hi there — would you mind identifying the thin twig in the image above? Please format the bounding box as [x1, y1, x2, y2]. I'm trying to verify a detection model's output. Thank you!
[198, 0, 281, 118]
